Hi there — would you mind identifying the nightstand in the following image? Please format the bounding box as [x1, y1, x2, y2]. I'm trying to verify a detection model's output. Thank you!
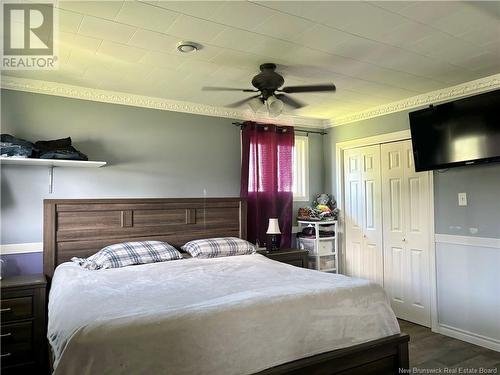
[258, 248, 309, 268]
[1, 274, 47, 375]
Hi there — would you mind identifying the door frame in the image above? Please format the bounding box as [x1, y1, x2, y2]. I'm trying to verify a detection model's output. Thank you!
[335, 130, 438, 330]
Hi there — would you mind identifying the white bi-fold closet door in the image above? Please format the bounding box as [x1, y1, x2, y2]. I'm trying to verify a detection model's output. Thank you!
[343, 145, 384, 285]
[381, 140, 431, 327]
[343, 140, 431, 327]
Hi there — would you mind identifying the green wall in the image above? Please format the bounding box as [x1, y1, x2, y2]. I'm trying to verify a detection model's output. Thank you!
[293, 131, 324, 222]
[1, 89, 324, 244]
[324, 111, 500, 239]
[324, 111, 409, 195]
[3, 87, 497, 244]
[1, 89, 241, 243]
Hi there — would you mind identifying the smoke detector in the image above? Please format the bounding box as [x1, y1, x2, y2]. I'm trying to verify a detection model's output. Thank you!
[176, 41, 201, 53]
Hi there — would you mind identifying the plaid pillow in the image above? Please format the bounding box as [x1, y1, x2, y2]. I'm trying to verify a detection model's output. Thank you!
[72, 241, 182, 270]
[182, 237, 256, 258]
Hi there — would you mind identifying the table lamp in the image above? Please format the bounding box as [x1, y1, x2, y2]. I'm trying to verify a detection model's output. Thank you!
[266, 218, 281, 251]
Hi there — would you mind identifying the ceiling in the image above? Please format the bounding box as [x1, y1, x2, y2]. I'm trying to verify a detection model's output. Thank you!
[2, 1, 499, 123]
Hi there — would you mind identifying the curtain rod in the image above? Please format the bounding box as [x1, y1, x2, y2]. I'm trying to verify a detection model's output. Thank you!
[232, 122, 327, 135]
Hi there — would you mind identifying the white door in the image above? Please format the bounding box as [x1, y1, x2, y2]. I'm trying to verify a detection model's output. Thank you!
[381, 140, 431, 326]
[344, 147, 363, 278]
[344, 145, 384, 285]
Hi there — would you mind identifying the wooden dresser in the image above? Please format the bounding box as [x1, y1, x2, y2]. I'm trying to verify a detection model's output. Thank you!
[259, 248, 309, 268]
[1, 274, 47, 375]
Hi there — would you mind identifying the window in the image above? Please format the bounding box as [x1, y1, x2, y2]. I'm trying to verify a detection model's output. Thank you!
[292, 136, 309, 201]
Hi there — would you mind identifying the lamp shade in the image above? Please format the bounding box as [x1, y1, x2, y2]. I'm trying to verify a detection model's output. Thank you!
[267, 95, 284, 117]
[266, 218, 281, 234]
[248, 97, 265, 113]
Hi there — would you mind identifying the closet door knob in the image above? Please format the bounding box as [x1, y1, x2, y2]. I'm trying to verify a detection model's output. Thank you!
[402, 237, 407, 242]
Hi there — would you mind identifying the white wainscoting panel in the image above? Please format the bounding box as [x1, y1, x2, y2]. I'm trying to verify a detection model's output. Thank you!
[435, 234, 500, 352]
[0, 242, 43, 255]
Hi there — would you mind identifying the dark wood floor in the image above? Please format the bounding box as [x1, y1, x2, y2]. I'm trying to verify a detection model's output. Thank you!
[399, 319, 500, 370]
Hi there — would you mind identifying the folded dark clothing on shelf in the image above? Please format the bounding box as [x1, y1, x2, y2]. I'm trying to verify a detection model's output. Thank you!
[35, 137, 72, 153]
[301, 226, 316, 236]
[35, 137, 88, 161]
[39, 150, 88, 160]
[0, 134, 37, 158]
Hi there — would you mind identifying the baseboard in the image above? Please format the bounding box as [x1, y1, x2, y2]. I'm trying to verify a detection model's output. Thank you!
[436, 323, 500, 352]
[0, 242, 43, 255]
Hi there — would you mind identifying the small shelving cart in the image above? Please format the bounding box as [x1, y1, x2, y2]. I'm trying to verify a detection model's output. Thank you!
[297, 219, 338, 273]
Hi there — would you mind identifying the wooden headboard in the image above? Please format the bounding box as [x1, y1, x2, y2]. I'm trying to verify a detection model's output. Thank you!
[43, 198, 246, 278]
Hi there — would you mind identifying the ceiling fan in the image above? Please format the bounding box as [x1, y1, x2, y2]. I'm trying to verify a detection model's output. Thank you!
[202, 63, 336, 116]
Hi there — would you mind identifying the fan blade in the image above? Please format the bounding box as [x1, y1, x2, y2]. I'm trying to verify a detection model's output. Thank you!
[280, 84, 336, 93]
[202, 86, 257, 92]
[276, 94, 306, 109]
[226, 95, 261, 108]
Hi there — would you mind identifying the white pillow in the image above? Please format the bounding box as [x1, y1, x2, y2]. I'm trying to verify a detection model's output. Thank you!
[182, 237, 256, 258]
[71, 240, 182, 270]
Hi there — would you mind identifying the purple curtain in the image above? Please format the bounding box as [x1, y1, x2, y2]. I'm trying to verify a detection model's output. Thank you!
[240, 122, 294, 248]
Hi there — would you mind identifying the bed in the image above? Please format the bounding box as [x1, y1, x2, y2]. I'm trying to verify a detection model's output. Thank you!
[44, 198, 409, 375]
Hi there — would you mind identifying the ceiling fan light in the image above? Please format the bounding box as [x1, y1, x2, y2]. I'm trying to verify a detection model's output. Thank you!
[267, 95, 284, 117]
[248, 97, 264, 113]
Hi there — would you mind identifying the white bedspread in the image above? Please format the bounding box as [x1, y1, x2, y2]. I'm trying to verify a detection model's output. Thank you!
[48, 254, 400, 375]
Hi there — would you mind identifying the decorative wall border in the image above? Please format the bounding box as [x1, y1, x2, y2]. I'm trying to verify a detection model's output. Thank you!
[3, 73, 499, 129]
[0, 76, 326, 129]
[331, 73, 500, 127]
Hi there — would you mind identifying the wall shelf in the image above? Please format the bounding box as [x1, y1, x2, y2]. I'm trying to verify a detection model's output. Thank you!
[298, 219, 337, 225]
[0, 157, 106, 168]
[0, 157, 107, 193]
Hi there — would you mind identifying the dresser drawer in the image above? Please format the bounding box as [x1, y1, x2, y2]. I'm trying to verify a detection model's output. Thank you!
[266, 252, 307, 265]
[1, 321, 33, 346]
[0, 341, 34, 367]
[0, 275, 47, 373]
[0, 297, 33, 322]
[260, 249, 309, 268]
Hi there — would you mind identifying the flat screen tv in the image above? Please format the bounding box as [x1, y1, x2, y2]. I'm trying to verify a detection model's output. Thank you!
[409, 89, 500, 171]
